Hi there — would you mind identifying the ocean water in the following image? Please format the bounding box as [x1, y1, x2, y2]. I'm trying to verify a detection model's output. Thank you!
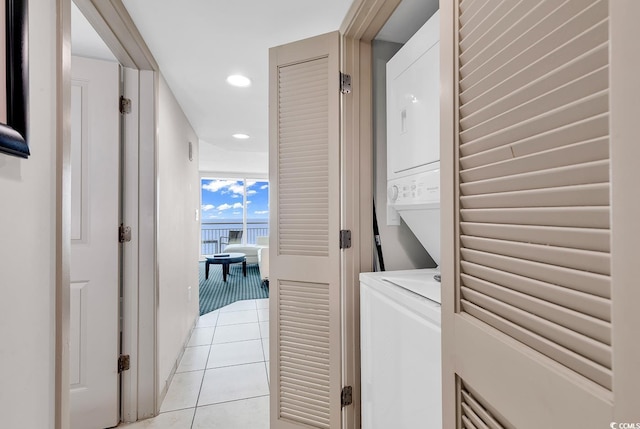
[201, 221, 269, 253]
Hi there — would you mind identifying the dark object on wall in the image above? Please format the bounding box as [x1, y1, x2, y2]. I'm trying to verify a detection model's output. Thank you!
[373, 202, 385, 271]
[0, 0, 29, 159]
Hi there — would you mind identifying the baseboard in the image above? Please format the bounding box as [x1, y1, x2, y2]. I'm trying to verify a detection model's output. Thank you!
[157, 317, 198, 409]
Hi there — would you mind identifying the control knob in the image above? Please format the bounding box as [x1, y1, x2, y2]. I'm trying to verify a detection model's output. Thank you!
[387, 185, 399, 202]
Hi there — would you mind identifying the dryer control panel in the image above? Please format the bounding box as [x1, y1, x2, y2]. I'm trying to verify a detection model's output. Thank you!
[387, 166, 440, 207]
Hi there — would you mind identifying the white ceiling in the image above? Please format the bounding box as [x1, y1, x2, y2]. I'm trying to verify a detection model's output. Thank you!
[71, 0, 437, 175]
[119, 0, 353, 173]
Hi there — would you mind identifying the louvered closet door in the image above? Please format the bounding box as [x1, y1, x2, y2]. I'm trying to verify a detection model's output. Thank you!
[441, 1, 614, 427]
[269, 32, 342, 429]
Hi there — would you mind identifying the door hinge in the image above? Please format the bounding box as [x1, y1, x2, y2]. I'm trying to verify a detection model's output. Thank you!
[341, 386, 353, 407]
[118, 355, 130, 373]
[119, 224, 132, 243]
[119, 96, 132, 114]
[340, 72, 352, 94]
[339, 229, 352, 249]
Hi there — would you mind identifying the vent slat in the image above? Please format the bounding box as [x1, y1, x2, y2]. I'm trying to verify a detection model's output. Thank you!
[462, 402, 491, 429]
[460, 207, 609, 229]
[461, 235, 610, 275]
[461, 261, 611, 322]
[278, 280, 331, 427]
[461, 43, 607, 123]
[460, 90, 608, 150]
[460, 385, 506, 429]
[462, 301, 612, 389]
[461, 161, 610, 197]
[460, 113, 608, 166]
[278, 57, 329, 257]
[460, 3, 608, 97]
[460, 183, 609, 209]
[462, 274, 611, 344]
[461, 391, 503, 429]
[460, 223, 610, 253]
[461, 248, 610, 298]
[460, 0, 605, 83]
[460, 138, 608, 182]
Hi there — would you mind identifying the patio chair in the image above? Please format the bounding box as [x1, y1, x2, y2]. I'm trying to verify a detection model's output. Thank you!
[220, 230, 243, 248]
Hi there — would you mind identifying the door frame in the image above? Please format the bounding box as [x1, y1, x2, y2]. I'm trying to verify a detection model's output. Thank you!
[56, 0, 160, 427]
[338, 1, 401, 428]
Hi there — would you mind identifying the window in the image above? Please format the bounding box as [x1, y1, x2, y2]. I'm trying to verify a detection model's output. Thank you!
[200, 178, 269, 254]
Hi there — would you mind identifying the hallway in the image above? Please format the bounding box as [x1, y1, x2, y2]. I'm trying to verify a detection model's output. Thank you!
[121, 299, 270, 428]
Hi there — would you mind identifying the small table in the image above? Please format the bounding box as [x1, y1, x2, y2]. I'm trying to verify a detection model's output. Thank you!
[205, 253, 247, 282]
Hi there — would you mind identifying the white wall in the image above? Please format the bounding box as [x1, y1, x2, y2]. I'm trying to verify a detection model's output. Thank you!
[372, 40, 435, 270]
[157, 74, 201, 398]
[0, 0, 58, 426]
[199, 139, 268, 176]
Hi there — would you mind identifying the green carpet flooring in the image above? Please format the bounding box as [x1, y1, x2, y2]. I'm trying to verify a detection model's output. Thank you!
[199, 261, 268, 315]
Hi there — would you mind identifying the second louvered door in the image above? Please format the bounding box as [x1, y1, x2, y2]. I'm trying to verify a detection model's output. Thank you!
[269, 32, 342, 429]
[441, 1, 615, 427]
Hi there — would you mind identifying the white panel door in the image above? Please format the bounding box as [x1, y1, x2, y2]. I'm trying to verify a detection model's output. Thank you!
[269, 32, 342, 429]
[70, 56, 120, 429]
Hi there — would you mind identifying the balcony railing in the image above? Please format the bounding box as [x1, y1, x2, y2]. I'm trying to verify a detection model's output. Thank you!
[201, 221, 269, 255]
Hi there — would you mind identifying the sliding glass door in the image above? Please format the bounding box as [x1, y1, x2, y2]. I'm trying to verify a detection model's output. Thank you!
[200, 178, 269, 254]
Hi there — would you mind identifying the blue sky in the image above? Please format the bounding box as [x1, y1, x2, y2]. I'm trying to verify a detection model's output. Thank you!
[201, 179, 269, 221]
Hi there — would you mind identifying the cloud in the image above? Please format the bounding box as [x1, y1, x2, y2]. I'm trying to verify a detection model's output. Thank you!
[260, 184, 269, 190]
[254, 210, 269, 215]
[233, 211, 241, 215]
[202, 179, 244, 195]
[217, 202, 243, 211]
[201, 204, 215, 212]
[247, 190, 257, 195]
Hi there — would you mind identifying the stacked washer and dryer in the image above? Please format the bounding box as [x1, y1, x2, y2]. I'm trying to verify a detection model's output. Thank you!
[360, 10, 442, 429]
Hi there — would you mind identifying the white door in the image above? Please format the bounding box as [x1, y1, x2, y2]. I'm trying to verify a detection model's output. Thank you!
[440, 1, 618, 427]
[70, 55, 120, 429]
[269, 32, 343, 429]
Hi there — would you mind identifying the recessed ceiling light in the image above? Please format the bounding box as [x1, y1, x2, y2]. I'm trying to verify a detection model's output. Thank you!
[233, 133, 250, 140]
[226, 74, 251, 87]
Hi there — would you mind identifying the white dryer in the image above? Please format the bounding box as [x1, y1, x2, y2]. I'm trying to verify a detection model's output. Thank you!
[361, 8, 442, 429]
[360, 269, 442, 429]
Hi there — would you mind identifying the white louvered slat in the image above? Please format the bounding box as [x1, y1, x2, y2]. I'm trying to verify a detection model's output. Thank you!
[461, 183, 609, 208]
[460, 1, 566, 71]
[460, 138, 608, 182]
[460, 113, 608, 167]
[460, 207, 609, 229]
[460, 223, 610, 252]
[460, 90, 608, 150]
[461, 262, 611, 321]
[461, 274, 611, 344]
[278, 57, 329, 257]
[459, 0, 492, 35]
[278, 280, 331, 429]
[460, 384, 505, 429]
[462, 301, 612, 389]
[461, 161, 609, 197]
[461, 236, 610, 275]
[460, 0, 604, 83]
[460, 1, 607, 95]
[457, 0, 611, 390]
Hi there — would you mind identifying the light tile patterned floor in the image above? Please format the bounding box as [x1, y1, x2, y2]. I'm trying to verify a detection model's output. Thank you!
[120, 298, 270, 429]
